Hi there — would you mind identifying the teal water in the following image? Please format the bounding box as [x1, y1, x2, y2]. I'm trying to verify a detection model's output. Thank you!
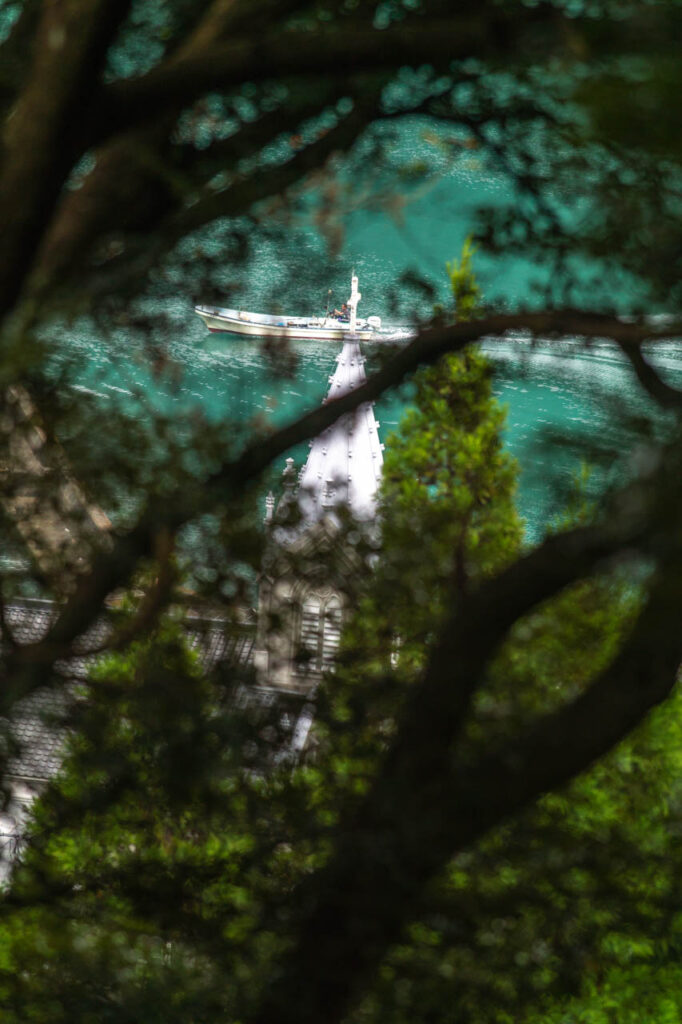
[55, 125, 682, 541]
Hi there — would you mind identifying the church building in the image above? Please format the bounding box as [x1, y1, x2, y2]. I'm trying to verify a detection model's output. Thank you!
[254, 331, 384, 693]
[1, 280, 385, 878]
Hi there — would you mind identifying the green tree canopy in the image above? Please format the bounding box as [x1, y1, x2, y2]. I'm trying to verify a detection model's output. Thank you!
[2, 3, 682, 1022]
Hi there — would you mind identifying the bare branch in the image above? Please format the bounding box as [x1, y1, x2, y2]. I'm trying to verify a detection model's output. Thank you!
[0, 0, 42, 114]
[0, 518, 153, 714]
[90, 11, 564, 142]
[93, 526, 177, 654]
[0, 0, 133, 320]
[0, 591, 16, 652]
[616, 339, 682, 410]
[182, 0, 317, 50]
[246, 530, 682, 1024]
[31, 81, 354, 303]
[207, 310, 682, 498]
[4, 310, 681, 712]
[76, 86, 384, 302]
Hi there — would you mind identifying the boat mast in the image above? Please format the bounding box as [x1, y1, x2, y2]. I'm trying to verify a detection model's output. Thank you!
[348, 271, 361, 334]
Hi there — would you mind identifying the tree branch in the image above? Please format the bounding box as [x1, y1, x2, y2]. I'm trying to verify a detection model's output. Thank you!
[0, 0, 42, 115]
[89, 10, 564, 142]
[245, 528, 682, 1024]
[0, 0, 133, 321]
[4, 310, 681, 713]
[75, 86, 383, 302]
[207, 310, 682, 498]
[616, 339, 682, 411]
[181, 0, 317, 50]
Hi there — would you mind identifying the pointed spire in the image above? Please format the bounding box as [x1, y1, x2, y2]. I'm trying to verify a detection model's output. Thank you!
[282, 456, 296, 489]
[269, 274, 383, 527]
[298, 331, 383, 522]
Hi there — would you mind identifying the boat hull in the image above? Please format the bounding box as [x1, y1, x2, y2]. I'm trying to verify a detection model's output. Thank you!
[195, 305, 393, 342]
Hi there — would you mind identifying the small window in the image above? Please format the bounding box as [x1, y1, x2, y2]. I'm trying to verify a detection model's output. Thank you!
[321, 597, 342, 668]
[300, 596, 322, 662]
[297, 594, 343, 674]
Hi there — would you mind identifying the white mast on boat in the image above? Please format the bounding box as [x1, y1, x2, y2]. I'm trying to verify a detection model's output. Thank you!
[348, 271, 361, 334]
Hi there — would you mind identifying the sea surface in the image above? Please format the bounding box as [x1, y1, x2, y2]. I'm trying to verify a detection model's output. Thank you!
[55, 124, 682, 541]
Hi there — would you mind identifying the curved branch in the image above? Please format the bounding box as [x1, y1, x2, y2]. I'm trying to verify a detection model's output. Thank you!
[0, 0, 42, 115]
[209, 309, 682, 497]
[617, 339, 682, 410]
[173, 96, 382, 236]
[183, 0, 317, 49]
[246, 537, 682, 1024]
[32, 82, 349, 301]
[77, 88, 383, 302]
[0, 0, 133, 320]
[5, 310, 682, 711]
[89, 10, 564, 142]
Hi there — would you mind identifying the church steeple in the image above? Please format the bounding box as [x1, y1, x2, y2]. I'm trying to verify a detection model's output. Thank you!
[256, 279, 384, 693]
[270, 274, 384, 525]
[297, 337, 383, 522]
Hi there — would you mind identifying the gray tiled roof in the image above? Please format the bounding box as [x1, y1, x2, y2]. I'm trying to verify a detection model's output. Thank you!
[3, 599, 257, 783]
[4, 600, 72, 781]
[184, 613, 256, 670]
[7, 686, 68, 781]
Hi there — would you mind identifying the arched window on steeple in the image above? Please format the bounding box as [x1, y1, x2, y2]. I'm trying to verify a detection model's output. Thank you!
[297, 592, 343, 675]
[300, 595, 322, 668]
[321, 596, 342, 669]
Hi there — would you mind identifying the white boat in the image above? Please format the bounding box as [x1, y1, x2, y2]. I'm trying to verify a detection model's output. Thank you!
[195, 273, 407, 342]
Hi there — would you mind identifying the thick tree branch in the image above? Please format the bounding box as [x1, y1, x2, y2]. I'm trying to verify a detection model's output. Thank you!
[0, 518, 154, 714]
[208, 310, 682, 495]
[173, 96, 382, 236]
[246, 530, 682, 1024]
[31, 81, 361, 304]
[0, 0, 132, 321]
[0, 0, 42, 114]
[75, 87, 383, 302]
[446, 559, 682, 841]
[616, 339, 682, 410]
[4, 310, 681, 712]
[89, 11, 564, 142]
[183, 0, 317, 49]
